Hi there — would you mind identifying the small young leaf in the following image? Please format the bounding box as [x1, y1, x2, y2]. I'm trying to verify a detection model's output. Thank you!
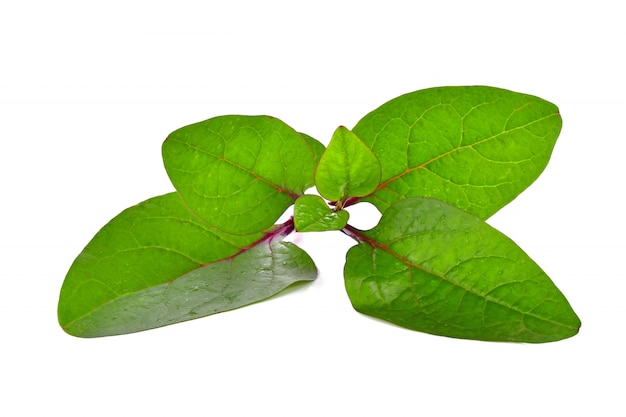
[58, 193, 317, 337]
[294, 194, 349, 232]
[344, 197, 580, 343]
[162, 115, 317, 235]
[315, 126, 381, 203]
[352, 86, 562, 218]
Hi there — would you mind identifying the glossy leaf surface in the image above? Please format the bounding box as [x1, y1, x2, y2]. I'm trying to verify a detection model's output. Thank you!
[315, 126, 381, 202]
[58, 193, 316, 337]
[294, 194, 349, 232]
[352, 86, 562, 218]
[344, 197, 580, 343]
[163, 115, 317, 235]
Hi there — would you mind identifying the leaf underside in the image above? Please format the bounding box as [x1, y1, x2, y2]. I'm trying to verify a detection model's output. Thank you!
[352, 86, 562, 219]
[58, 193, 317, 337]
[344, 197, 580, 343]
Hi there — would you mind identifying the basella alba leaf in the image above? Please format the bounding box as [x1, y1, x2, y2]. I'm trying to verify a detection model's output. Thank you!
[344, 197, 580, 343]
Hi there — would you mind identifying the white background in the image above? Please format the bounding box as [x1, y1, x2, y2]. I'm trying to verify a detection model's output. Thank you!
[2, 1, 624, 416]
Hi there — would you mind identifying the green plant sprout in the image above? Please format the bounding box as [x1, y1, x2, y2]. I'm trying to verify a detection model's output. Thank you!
[58, 86, 581, 342]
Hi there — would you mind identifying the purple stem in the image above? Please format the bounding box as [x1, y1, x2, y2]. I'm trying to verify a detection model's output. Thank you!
[227, 217, 295, 261]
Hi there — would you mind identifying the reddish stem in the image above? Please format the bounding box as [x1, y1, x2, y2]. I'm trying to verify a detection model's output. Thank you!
[341, 224, 367, 243]
[225, 217, 295, 261]
[328, 196, 363, 210]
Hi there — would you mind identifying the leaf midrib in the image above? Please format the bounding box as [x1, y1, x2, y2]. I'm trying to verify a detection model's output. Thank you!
[352, 227, 574, 332]
[374, 112, 558, 192]
[167, 137, 301, 200]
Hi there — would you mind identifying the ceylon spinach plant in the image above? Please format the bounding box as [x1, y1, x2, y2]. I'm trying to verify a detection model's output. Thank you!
[58, 86, 581, 342]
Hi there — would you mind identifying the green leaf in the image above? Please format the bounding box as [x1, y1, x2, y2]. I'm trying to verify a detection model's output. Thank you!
[352, 86, 562, 218]
[299, 132, 326, 168]
[315, 126, 382, 203]
[58, 193, 317, 337]
[294, 194, 349, 232]
[162, 115, 317, 235]
[344, 197, 580, 343]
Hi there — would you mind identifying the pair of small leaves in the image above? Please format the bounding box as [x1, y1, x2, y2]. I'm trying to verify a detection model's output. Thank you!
[58, 86, 580, 342]
[293, 126, 377, 232]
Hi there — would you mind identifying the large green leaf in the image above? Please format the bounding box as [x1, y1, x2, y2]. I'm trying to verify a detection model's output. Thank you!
[352, 86, 562, 218]
[315, 126, 381, 203]
[58, 193, 317, 337]
[163, 115, 317, 235]
[344, 197, 580, 343]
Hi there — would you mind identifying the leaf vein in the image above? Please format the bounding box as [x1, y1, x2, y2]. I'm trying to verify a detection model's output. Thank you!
[368, 241, 571, 331]
[168, 137, 299, 199]
[375, 112, 558, 192]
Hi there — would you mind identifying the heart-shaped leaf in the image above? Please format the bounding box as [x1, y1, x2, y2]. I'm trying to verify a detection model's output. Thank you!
[294, 194, 349, 232]
[162, 115, 318, 235]
[352, 86, 562, 218]
[315, 126, 381, 203]
[58, 193, 317, 337]
[344, 197, 580, 343]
